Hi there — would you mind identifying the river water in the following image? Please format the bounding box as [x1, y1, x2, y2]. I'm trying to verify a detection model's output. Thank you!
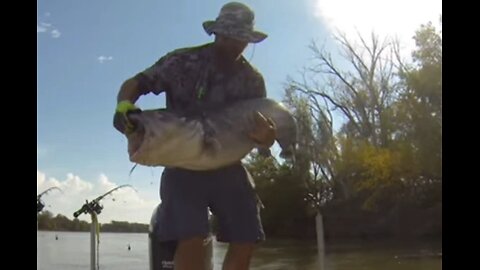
[37, 231, 441, 270]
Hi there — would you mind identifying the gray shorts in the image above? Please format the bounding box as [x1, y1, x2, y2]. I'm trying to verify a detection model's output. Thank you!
[153, 163, 265, 243]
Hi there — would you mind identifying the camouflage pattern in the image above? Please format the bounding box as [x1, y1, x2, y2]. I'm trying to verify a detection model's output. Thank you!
[202, 2, 267, 43]
[134, 43, 266, 116]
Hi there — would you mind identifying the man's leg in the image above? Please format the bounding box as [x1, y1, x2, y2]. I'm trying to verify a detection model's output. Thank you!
[174, 237, 207, 270]
[222, 243, 255, 270]
[158, 169, 211, 270]
[209, 165, 264, 270]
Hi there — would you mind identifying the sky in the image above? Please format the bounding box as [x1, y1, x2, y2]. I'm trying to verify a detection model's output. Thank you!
[37, 0, 441, 223]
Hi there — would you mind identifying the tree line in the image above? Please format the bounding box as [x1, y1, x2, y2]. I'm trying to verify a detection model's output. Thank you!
[37, 211, 149, 233]
[246, 18, 442, 241]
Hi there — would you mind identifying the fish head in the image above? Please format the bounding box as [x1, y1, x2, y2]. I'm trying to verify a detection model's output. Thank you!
[125, 110, 186, 157]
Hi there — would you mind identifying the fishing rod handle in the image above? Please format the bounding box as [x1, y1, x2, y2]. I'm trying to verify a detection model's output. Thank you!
[73, 204, 88, 218]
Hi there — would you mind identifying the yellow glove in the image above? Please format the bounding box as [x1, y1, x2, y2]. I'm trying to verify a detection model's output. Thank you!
[113, 101, 141, 134]
[116, 100, 139, 114]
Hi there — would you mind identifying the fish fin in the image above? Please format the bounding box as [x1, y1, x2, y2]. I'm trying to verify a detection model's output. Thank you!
[128, 163, 138, 178]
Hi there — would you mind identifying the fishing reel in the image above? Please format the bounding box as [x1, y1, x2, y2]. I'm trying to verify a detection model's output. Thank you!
[72, 185, 133, 219]
[37, 187, 62, 214]
[73, 200, 104, 218]
[37, 198, 45, 213]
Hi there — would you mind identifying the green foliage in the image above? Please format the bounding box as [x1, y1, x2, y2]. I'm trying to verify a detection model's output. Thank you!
[243, 17, 442, 239]
[101, 221, 149, 233]
[393, 20, 442, 209]
[36, 211, 149, 233]
[245, 153, 313, 237]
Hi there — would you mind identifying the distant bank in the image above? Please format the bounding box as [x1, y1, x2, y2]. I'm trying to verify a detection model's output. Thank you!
[37, 211, 149, 233]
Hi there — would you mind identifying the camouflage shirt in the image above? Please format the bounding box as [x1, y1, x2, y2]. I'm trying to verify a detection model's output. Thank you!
[134, 43, 266, 115]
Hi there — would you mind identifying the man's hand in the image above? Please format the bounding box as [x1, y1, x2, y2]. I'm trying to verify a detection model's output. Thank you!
[113, 100, 141, 134]
[116, 100, 139, 114]
[248, 111, 276, 148]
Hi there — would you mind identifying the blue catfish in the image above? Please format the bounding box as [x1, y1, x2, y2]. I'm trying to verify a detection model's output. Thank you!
[120, 98, 297, 170]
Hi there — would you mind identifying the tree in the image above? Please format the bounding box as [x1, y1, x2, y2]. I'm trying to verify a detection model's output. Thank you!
[242, 18, 442, 239]
[394, 20, 442, 207]
[283, 88, 335, 209]
[245, 153, 313, 237]
[287, 30, 403, 207]
[37, 211, 54, 230]
[287, 17, 442, 213]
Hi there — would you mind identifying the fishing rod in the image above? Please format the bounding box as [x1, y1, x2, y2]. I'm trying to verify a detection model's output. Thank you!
[73, 184, 135, 270]
[37, 187, 62, 213]
[73, 184, 134, 218]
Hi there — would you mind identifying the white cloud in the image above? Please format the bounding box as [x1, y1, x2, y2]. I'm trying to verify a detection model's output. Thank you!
[97, 56, 114, 64]
[51, 29, 61, 38]
[37, 21, 61, 39]
[37, 170, 46, 188]
[37, 24, 49, 33]
[37, 170, 158, 224]
[310, 0, 442, 56]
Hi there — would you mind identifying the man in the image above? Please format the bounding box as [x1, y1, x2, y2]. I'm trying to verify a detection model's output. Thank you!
[115, 2, 275, 270]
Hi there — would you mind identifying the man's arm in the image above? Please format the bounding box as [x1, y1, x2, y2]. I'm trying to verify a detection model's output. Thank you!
[249, 111, 276, 148]
[113, 51, 172, 134]
[118, 50, 174, 104]
[245, 72, 276, 148]
[117, 77, 142, 104]
[113, 77, 144, 134]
